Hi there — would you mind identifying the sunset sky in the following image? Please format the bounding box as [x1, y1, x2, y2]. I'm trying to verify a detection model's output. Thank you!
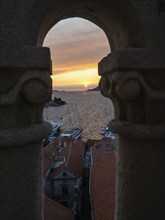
[43, 17, 110, 90]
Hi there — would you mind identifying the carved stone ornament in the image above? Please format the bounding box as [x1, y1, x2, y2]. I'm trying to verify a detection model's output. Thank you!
[0, 46, 52, 147]
[98, 49, 165, 139]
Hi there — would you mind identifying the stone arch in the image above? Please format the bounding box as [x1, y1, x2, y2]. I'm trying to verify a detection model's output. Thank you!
[35, 3, 165, 220]
[43, 16, 111, 92]
[1, 1, 165, 220]
[37, 0, 145, 50]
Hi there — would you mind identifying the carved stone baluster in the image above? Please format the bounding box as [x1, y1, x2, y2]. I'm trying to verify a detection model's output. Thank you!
[0, 46, 52, 220]
[99, 48, 165, 220]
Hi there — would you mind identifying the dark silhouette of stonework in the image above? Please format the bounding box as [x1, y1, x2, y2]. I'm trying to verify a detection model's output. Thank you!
[0, 0, 165, 220]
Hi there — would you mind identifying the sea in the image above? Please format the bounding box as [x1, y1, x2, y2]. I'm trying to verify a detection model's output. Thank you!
[43, 91, 114, 141]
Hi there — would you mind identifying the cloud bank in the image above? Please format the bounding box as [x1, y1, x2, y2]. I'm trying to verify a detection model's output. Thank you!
[43, 17, 110, 75]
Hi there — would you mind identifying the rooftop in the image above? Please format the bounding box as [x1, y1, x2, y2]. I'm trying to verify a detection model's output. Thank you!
[44, 195, 72, 220]
[91, 137, 114, 164]
[91, 147, 116, 220]
[43, 138, 84, 177]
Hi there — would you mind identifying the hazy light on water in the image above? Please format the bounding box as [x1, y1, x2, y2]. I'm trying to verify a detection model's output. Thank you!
[53, 85, 97, 91]
[44, 91, 114, 141]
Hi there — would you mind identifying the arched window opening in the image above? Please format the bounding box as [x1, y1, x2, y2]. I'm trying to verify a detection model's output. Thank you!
[43, 17, 116, 220]
[43, 17, 110, 91]
[43, 17, 114, 140]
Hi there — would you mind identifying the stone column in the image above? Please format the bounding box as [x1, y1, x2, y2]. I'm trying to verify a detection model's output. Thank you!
[0, 46, 52, 220]
[99, 48, 165, 220]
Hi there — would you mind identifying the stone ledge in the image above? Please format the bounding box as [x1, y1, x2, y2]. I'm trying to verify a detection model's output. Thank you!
[0, 46, 51, 71]
[0, 122, 52, 147]
[109, 120, 165, 140]
[98, 48, 165, 76]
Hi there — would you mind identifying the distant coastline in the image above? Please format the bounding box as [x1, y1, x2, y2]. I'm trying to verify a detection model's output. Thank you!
[87, 86, 99, 91]
[52, 86, 100, 92]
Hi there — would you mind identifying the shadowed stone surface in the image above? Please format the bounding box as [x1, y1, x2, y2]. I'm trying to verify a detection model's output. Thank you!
[0, 0, 165, 220]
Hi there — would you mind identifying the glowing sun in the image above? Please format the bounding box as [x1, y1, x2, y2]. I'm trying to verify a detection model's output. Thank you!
[84, 84, 88, 88]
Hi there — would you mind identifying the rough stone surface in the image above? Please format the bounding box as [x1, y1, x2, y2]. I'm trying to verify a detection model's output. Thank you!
[116, 137, 165, 220]
[98, 48, 165, 76]
[0, 0, 165, 220]
[0, 143, 43, 220]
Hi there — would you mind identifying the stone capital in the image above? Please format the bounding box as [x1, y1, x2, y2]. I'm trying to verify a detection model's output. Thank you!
[0, 46, 52, 147]
[98, 48, 165, 75]
[99, 48, 165, 139]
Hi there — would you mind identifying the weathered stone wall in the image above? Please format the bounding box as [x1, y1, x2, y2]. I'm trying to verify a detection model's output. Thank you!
[0, 0, 165, 219]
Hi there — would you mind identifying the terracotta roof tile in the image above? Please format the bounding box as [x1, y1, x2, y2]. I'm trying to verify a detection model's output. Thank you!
[43, 139, 84, 177]
[44, 138, 72, 158]
[91, 138, 114, 164]
[87, 139, 100, 148]
[91, 151, 116, 220]
[66, 140, 84, 176]
[44, 195, 72, 220]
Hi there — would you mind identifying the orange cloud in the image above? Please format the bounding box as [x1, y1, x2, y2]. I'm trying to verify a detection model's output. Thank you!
[52, 62, 98, 74]
[43, 17, 110, 89]
[51, 68, 100, 88]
